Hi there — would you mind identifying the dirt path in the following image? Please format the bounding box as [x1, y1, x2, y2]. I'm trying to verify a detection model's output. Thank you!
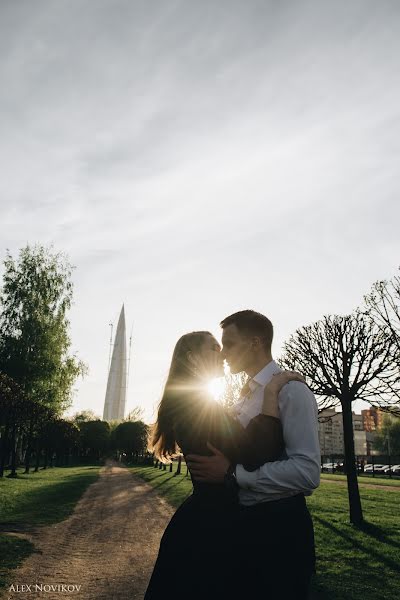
[1, 461, 175, 600]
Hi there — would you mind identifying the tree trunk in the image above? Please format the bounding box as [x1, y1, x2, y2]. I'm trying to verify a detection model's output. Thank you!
[176, 455, 182, 475]
[24, 419, 34, 474]
[43, 449, 48, 469]
[342, 400, 363, 525]
[34, 439, 41, 472]
[0, 423, 10, 478]
[7, 424, 18, 478]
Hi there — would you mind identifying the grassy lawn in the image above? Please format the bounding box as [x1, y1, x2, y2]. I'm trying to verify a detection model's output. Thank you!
[0, 464, 101, 589]
[321, 473, 400, 487]
[129, 463, 400, 600]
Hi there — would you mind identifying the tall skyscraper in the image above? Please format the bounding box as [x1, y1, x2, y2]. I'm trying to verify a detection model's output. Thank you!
[103, 305, 127, 421]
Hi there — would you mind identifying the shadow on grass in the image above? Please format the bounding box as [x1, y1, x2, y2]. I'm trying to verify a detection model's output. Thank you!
[140, 472, 168, 482]
[358, 520, 400, 551]
[313, 515, 399, 572]
[152, 476, 187, 491]
[0, 471, 99, 527]
[0, 534, 36, 589]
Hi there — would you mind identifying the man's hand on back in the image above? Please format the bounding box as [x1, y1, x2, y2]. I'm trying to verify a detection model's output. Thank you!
[186, 443, 230, 483]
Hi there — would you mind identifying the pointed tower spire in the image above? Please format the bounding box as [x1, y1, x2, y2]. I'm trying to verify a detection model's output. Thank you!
[103, 305, 127, 421]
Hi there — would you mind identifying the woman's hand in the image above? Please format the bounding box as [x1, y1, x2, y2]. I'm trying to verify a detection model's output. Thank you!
[262, 370, 306, 417]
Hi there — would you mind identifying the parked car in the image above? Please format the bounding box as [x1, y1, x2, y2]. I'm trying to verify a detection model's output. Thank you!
[321, 463, 335, 473]
[374, 464, 390, 474]
[321, 462, 345, 473]
[384, 464, 400, 475]
[364, 464, 390, 474]
[321, 462, 336, 472]
[363, 464, 385, 473]
[382, 465, 395, 474]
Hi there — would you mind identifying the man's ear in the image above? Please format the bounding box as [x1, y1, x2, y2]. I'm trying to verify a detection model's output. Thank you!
[186, 350, 196, 365]
[251, 336, 262, 350]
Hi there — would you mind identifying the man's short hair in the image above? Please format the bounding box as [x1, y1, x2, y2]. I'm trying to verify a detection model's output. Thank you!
[220, 310, 273, 352]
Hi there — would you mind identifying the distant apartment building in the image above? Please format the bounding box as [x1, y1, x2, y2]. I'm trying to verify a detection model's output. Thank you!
[361, 407, 384, 432]
[319, 409, 377, 456]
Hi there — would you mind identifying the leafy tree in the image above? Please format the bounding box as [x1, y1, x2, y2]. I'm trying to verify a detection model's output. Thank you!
[114, 420, 149, 461]
[0, 244, 86, 414]
[0, 373, 26, 477]
[32, 404, 59, 472]
[374, 415, 400, 455]
[22, 397, 56, 473]
[78, 420, 110, 460]
[70, 410, 100, 425]
[280, 311, 399, 526]
[52, 420, 81, 465]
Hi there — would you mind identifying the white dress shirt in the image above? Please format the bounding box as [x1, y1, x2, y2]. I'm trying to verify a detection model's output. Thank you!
[232, 360, 321, 506]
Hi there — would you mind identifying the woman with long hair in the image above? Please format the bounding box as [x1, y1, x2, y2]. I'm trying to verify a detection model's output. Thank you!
[144, 330, 304, 600]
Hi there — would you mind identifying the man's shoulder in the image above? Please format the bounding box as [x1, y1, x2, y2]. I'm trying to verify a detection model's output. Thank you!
[279, 380, 317, 406]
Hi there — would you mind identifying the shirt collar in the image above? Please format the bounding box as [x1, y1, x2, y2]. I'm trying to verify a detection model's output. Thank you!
[248, 360, 282, 391]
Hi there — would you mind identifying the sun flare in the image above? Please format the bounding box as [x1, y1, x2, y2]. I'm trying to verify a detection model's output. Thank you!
[207, 378, 226, 402]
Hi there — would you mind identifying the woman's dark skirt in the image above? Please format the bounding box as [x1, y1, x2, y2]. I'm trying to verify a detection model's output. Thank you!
[144, 491, 238, 600]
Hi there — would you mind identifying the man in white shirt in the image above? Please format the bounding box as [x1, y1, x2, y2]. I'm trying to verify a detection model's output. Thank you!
[187, 310, 320, 600]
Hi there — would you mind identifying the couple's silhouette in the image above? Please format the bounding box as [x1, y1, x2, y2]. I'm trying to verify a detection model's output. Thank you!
[145, 310, 320, 600]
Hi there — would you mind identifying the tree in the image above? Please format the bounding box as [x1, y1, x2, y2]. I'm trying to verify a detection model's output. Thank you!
[125, 406, 145, 421]
[0, 244, 86, 415]
[51, 419, 80, 466]
[280, 311, 399, 526]
[0, 373, 26, 477]
[374, 415, 400, 455]
[365, 268, 399, 344]
[78, 420, 110, 461]
[220, 371, 248, 409]
[32, 404, 59, 472]
[364, 269, 400, 382]
[114, 421, 149, 461]
[70, 410, 100, 425]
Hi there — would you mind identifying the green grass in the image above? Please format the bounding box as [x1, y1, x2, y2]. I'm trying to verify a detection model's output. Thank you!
[0, 534, 35, 589]
[308, 482, 400, 599]
[130, 463, 400, 600]
[321, 473, 400, 487]
[129, 464, 193, 507]
[0, 464, 101, 588]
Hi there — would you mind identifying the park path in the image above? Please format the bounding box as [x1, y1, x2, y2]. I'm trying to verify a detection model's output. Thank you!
[1, 461, 174, 600]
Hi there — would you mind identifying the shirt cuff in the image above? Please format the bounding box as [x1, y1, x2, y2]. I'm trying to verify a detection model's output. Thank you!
[236, 464, 258, 489]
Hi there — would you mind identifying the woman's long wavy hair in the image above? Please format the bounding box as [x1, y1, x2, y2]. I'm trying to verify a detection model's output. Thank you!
[151, 331, 212, 462]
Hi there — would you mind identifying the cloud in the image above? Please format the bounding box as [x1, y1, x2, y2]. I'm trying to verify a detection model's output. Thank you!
[0, 0, 399, 420]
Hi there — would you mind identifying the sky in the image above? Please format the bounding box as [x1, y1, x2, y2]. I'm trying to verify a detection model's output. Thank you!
[0, 0, 399, 422]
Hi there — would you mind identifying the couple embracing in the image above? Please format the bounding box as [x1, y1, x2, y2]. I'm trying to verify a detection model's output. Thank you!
[145, 310, 320, 600]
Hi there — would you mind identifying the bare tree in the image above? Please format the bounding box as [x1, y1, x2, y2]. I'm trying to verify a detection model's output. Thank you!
[364, 269, 400, 367]
[220, 371, 248, 409]
[280, 311, 399, 526]
[124, 406, 145, 421]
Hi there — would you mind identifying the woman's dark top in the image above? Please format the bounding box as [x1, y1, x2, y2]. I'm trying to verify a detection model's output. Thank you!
[144, 394, 284, 600]
[174, 393, 284, 505]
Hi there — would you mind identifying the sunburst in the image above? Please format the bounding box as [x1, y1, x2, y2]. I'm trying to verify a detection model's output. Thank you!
[207, 378, 226, 402]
